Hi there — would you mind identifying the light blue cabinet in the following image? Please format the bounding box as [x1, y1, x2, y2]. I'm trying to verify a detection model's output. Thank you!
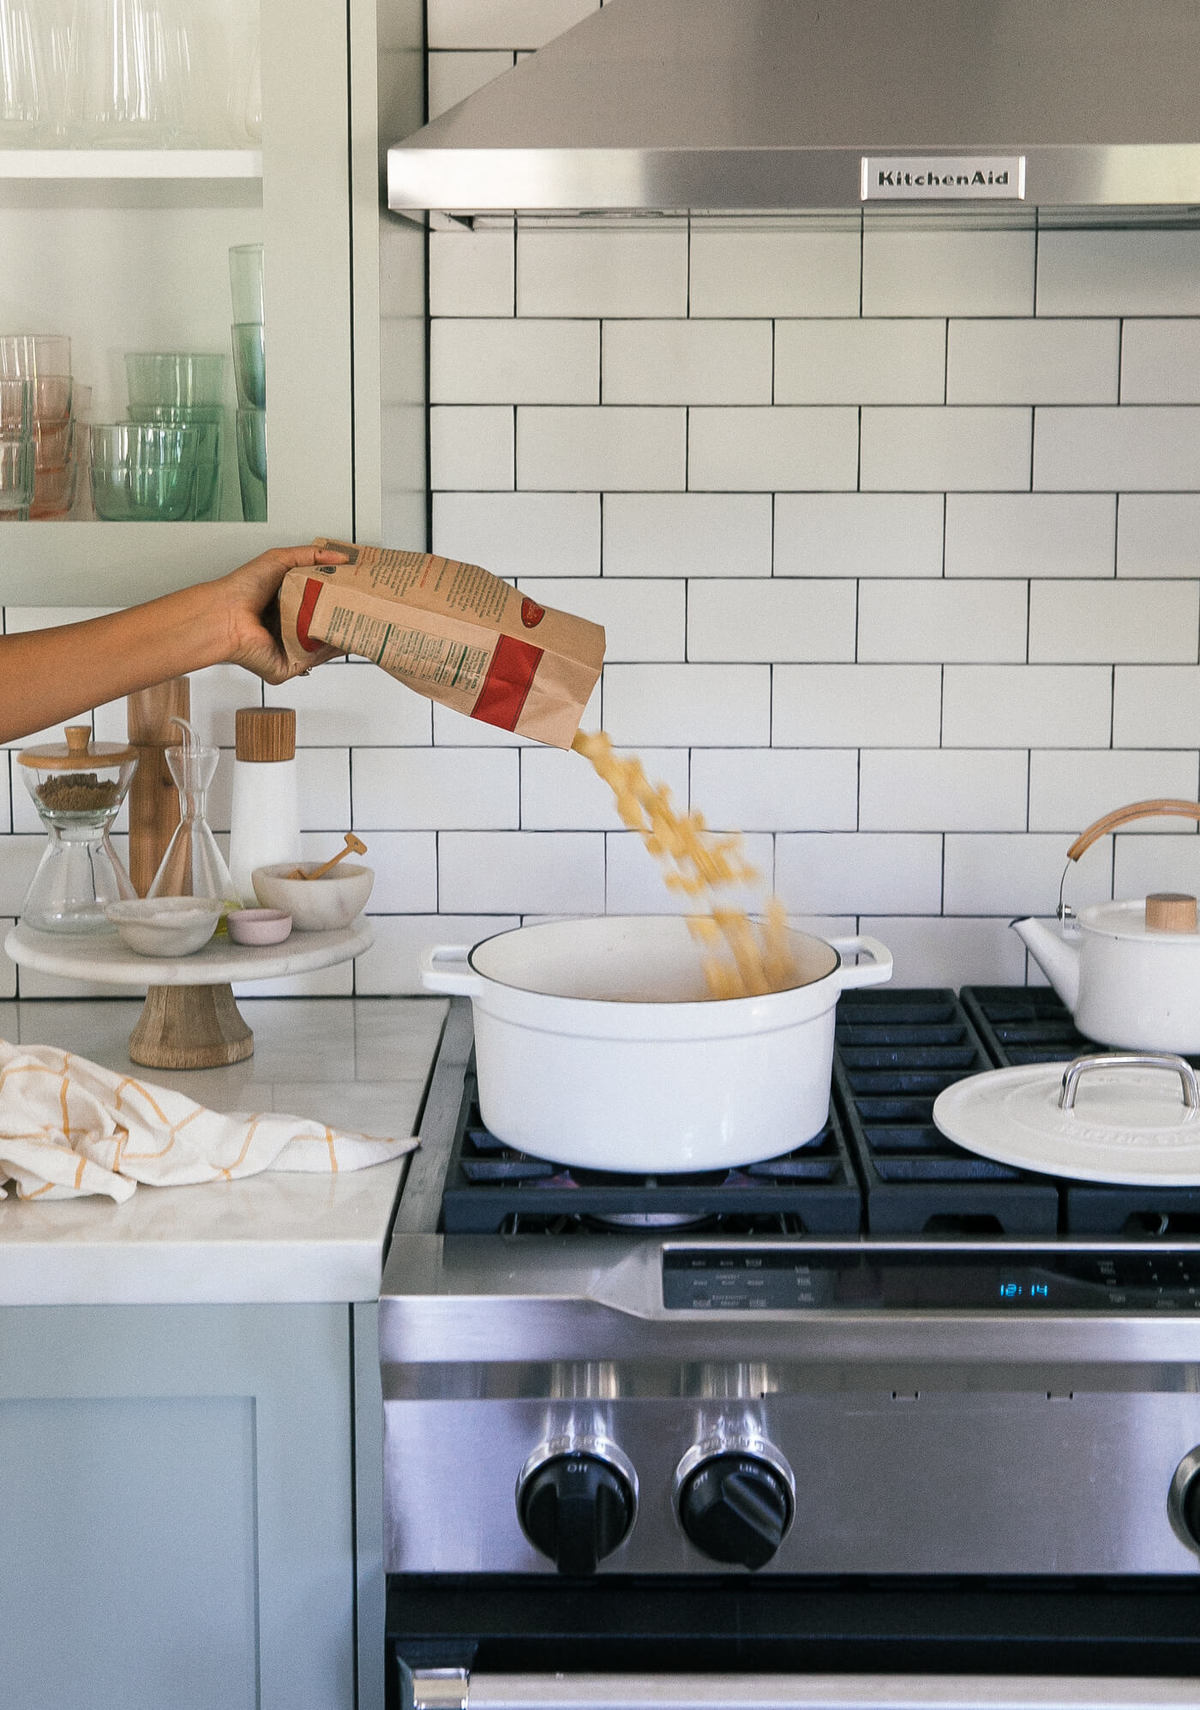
[0, 1299, 384, 1709]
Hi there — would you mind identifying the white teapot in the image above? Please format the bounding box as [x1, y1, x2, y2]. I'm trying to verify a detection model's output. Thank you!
[1011, 799, 1200, 1053]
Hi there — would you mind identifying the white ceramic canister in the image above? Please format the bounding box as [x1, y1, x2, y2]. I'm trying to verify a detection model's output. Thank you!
[228, 706, 301, 906]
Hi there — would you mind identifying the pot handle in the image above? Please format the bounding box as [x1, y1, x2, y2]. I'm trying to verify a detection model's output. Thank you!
[419, 944, 482, 997]
[828, 934, 893, 990]
[1067, 798, 1200, 863]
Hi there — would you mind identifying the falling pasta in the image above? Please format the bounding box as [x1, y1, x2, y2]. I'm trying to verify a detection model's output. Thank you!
[572, 729, 800, 999]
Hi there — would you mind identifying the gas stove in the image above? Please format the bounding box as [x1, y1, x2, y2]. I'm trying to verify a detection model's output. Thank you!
[380, 987, 1200, 1702]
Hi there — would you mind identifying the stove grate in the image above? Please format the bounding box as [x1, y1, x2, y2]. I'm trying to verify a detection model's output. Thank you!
[438, 1073, 864, 1235]
[961, 985, 1200, 1237]
[832, 988, 1061, 1236]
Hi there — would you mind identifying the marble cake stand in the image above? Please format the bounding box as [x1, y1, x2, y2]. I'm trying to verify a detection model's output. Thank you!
[3, 920, 373, 1070]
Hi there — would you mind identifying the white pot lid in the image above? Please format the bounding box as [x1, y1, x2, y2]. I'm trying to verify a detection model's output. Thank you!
[932, 1054, 1200, 1186]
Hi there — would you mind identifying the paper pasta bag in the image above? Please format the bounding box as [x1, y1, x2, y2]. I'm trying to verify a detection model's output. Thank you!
[278, 539, 605, 749]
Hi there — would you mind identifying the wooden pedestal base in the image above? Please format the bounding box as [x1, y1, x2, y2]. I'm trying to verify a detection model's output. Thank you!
[128, 983, 255, 1070]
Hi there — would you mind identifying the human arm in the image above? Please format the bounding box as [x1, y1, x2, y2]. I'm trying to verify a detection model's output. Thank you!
[0, 543, 346, 746]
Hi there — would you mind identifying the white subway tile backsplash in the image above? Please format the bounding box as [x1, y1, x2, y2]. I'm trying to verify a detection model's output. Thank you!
[688, 580, 856, 662]
[266, 661, 433, 747]
[348, 831, 438, 913]
[0, 834, 41, 916]
[689, 748, 858, 832]
[860, 407, 1032, 491]
[603, 320, 772, 404]
[862, 230, 1035, 317]
[859, 750, 1028, 831]
[600, 664, 771, 747]
[1028, 751, 1200, 833]
[1029, 580, 1199, 664]
[431, 404, 514, 489]
[942, 666, 1113, 749]
[859, 915, 1029, 987]
[352, 747, 520, 830]
[943, 833, 1110, 917]
[688, 229, 860, 318]
[775, 320, 946, 404]
[1034, 407, 1200, 491]
[518, 576, 685, 661]
[944, 494, 1115, 578]
[775, 833, 942, 916]
[521, 745, 688, 830]
[603, 494, 772, 578]
[1113, 667, 1200, 748]
[429, 229, 514, 317]
[1113, 833, 1200, 903]
[688, 407, 858, 491]
[772, 665, 942, 747]
[1121, 320, 1200, 403]
[518, 406, 686, 489]
[774, 494, 944, 578]
[1118, 496, 1200, 577]
[1037, 231, 1200, 316]
[517, 227, 688, 317]
[433, 491, 601, 578]
[438, 831, 605, 914]
[858, 581, 1027, 663]
[947, 320, 1119, 404]
[431, 318, 598, 403]
[427, 0, 596, 50]
[296, 749, 352, 833]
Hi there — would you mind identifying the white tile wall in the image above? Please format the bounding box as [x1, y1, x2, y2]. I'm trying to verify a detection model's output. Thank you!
[6, 1, 1200, 998]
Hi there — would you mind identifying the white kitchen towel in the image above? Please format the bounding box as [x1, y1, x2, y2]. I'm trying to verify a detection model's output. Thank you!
[0, 1039, 417, 1203]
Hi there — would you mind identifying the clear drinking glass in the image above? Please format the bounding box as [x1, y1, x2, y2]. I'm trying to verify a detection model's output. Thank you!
[67, 0, 185, 145]
[0, 332, 71, 380]
[0, 431, 34, 518]
[0, 0, 47, 138]
[236, 406, 266, 520]
[127, 401, 222, 518]
[230, 321, 265, 408]
[124, 348, 225, 408]
[90, 420, 201, 521]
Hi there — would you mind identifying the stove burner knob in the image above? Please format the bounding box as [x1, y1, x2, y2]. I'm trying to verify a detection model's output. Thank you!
[518, 1446, 636, 1577]
[676, 1448, 794, 1570]
[1169, 1448, 1200, 1555]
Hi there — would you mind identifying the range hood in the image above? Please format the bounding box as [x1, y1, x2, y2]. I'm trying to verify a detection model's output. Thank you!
[387, 0, 1200, 227]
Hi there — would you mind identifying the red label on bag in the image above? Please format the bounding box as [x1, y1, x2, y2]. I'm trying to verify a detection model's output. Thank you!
[472, 633, 543, 730]
[295, 576, 327, 653]
[520, 597, 545, 628]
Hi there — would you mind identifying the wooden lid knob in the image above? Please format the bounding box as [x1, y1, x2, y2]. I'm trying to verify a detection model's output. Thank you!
[65, 724, 92, 755]
[1145, 892, 1198, 933]
[235, 706, 296, 763]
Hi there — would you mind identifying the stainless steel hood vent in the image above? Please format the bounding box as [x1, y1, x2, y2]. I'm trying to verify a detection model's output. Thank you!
[387, 0, 1200, 229]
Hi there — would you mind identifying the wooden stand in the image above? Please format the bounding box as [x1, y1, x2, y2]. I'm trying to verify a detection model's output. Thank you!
[128, 982, 255, 1069]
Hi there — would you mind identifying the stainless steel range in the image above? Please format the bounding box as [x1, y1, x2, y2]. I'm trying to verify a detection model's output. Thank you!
[380, 988, 1200, 1710]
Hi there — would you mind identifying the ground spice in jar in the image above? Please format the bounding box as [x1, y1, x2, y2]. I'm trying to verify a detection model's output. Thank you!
[36, 772, 121, 813]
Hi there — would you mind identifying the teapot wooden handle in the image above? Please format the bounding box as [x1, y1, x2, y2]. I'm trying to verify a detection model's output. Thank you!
[1067, 798, 1200, 862]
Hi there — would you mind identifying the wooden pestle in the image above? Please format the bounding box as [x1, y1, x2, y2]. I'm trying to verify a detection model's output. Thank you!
[289, 832, 367, 881]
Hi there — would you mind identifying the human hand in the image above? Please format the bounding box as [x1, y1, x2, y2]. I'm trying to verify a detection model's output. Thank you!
[215, 544, 347, 684]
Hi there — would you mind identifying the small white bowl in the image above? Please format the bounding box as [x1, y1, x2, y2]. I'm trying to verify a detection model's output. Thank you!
[227, 907, 293, 946]
[251, 862, 374, 932]
[105, 896, 223, 957]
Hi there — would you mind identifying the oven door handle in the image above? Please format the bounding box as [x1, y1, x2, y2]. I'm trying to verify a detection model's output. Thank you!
[404, 1667, 1200, 1710]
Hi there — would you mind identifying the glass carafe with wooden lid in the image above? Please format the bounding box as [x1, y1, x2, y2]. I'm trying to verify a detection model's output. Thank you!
[18, 724, 138, 932]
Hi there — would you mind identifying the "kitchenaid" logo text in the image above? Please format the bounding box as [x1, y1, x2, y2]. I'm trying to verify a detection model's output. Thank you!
[861, 155, 1026, 200]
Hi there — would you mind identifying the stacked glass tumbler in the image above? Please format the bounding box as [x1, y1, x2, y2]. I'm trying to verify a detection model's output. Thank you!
[0, 333, 86, 519]
[90, 351, 226, 522]
[229, 242, 266, 520]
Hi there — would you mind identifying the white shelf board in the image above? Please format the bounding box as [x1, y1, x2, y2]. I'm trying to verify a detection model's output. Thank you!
[0, 148, 262, 179]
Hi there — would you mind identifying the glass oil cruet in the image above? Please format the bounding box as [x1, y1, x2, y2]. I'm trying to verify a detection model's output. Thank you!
[18, 723, 138, 932]
[146, 715, 239, 913]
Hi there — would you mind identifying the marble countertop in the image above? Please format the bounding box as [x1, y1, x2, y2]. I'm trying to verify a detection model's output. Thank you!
[0, 996, 448, 1308]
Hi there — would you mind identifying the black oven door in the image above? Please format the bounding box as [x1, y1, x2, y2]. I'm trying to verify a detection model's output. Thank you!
[387, 1575, 1200, 1710]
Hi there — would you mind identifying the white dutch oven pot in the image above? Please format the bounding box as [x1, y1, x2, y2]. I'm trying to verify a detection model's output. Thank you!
[1012, 798, 1200, 1054]
[420, 915, 891, 1172]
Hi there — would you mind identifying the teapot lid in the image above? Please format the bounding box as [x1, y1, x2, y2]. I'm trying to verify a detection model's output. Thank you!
[1080, 894, 1200, 941]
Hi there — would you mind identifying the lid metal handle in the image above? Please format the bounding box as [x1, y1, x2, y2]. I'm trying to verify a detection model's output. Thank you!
[1059, 1052, 1200, 1111]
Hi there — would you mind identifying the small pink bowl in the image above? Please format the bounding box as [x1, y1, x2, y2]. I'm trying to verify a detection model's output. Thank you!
[227, 907, 292, 946]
